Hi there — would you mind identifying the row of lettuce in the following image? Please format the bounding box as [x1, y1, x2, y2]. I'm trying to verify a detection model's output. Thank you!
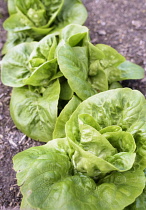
[1, 0, 146, 209]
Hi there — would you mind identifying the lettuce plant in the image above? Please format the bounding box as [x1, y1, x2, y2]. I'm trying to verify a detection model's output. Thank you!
[2, 0, 87, 54]
[1, 24, 145, 142]
[13, 88, 146, 210]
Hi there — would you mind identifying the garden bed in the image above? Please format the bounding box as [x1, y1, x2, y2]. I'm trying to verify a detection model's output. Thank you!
[0, 0, 146, 209]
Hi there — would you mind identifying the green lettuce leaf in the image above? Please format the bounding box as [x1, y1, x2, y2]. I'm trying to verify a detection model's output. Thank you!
[60, 23, 89, 47]
[53, 95, 81, 138]
[117, 61, 145, 80]
[50, 0, 88, 34]
[8, 0, 17, 14]
[125, 186, 146, 210]
[28, 34, 57, 68]
[1, 31, 34, 55]
[57, 43, 96, 100]
[1, 35, 58, 87]
[3, 0, 87, 52]
[10, 80, 60, 142]
[1, 42, 38, 87]
[66, 88, 146, 170]
[13, 138, 145, 210]
[23, 59, 58, 86]
[88, 43, 144, 91]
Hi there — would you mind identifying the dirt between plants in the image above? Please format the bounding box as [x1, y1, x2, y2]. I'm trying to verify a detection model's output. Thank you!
[0, 0, 146, 209]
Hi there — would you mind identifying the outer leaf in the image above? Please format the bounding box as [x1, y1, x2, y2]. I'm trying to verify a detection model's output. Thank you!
[97, 170, 145, 210]
[125, 185, 146, 210]
[1, 42, 38, 87]
[8, 0, 17, 14]
[13, 139, 145, 210]
[2, 31, 34, 55]
[10, 80, 60, 142]
[118, 61, 145, 80]
[3, 12, 34, 32]
[96, 44, 126, 68]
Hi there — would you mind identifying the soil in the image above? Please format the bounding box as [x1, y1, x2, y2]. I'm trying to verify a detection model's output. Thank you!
[0, 0, 146, 209]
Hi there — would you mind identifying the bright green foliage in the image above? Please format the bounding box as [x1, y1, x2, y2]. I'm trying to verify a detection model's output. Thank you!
[53, 95, 81, 138]
[57, 42, 144, 99]
[12, 89, 146, 209]
[1, 24, 145, 142]
[1, 35, 57, 87]
[10, 80, 60, 142]
[66, 88, 146, 171]
[3, 0, 87, 54]
[13, 137, 145, 210]
[2, 1, 146, 209]
[125, 187, 146, 210]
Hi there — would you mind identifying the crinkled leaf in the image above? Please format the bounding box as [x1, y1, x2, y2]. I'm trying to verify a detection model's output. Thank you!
[2, 31, 34, 55]
[69, 139, 136, 177]
[16, 0, 47, 27]
[29, 34, 57, 68]
[78, 113, 101, 131]
[78, 124, 116, 158]
[4, 0, 87, 39]
[125, 185, 146, 210]
[88, 42, 105, 65]
[15, 0, 64, 29]
[100, 125, 122, 133]
[1, 42, 37, 87]
[103, 131, 136, 152]
[66, 88, 146, 169]
[23, 59, 57, 86]
[3, 12, 34, 32]
[10, 80, 60, 142]
[13, 140, 145, 210]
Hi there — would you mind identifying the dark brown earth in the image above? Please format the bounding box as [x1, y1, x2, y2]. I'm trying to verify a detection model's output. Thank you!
[0, 0, 146, 209]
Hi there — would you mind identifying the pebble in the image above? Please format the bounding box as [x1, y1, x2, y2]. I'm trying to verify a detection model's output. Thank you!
[132, 20, 142, 28]
[97, 30, 106, 35]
